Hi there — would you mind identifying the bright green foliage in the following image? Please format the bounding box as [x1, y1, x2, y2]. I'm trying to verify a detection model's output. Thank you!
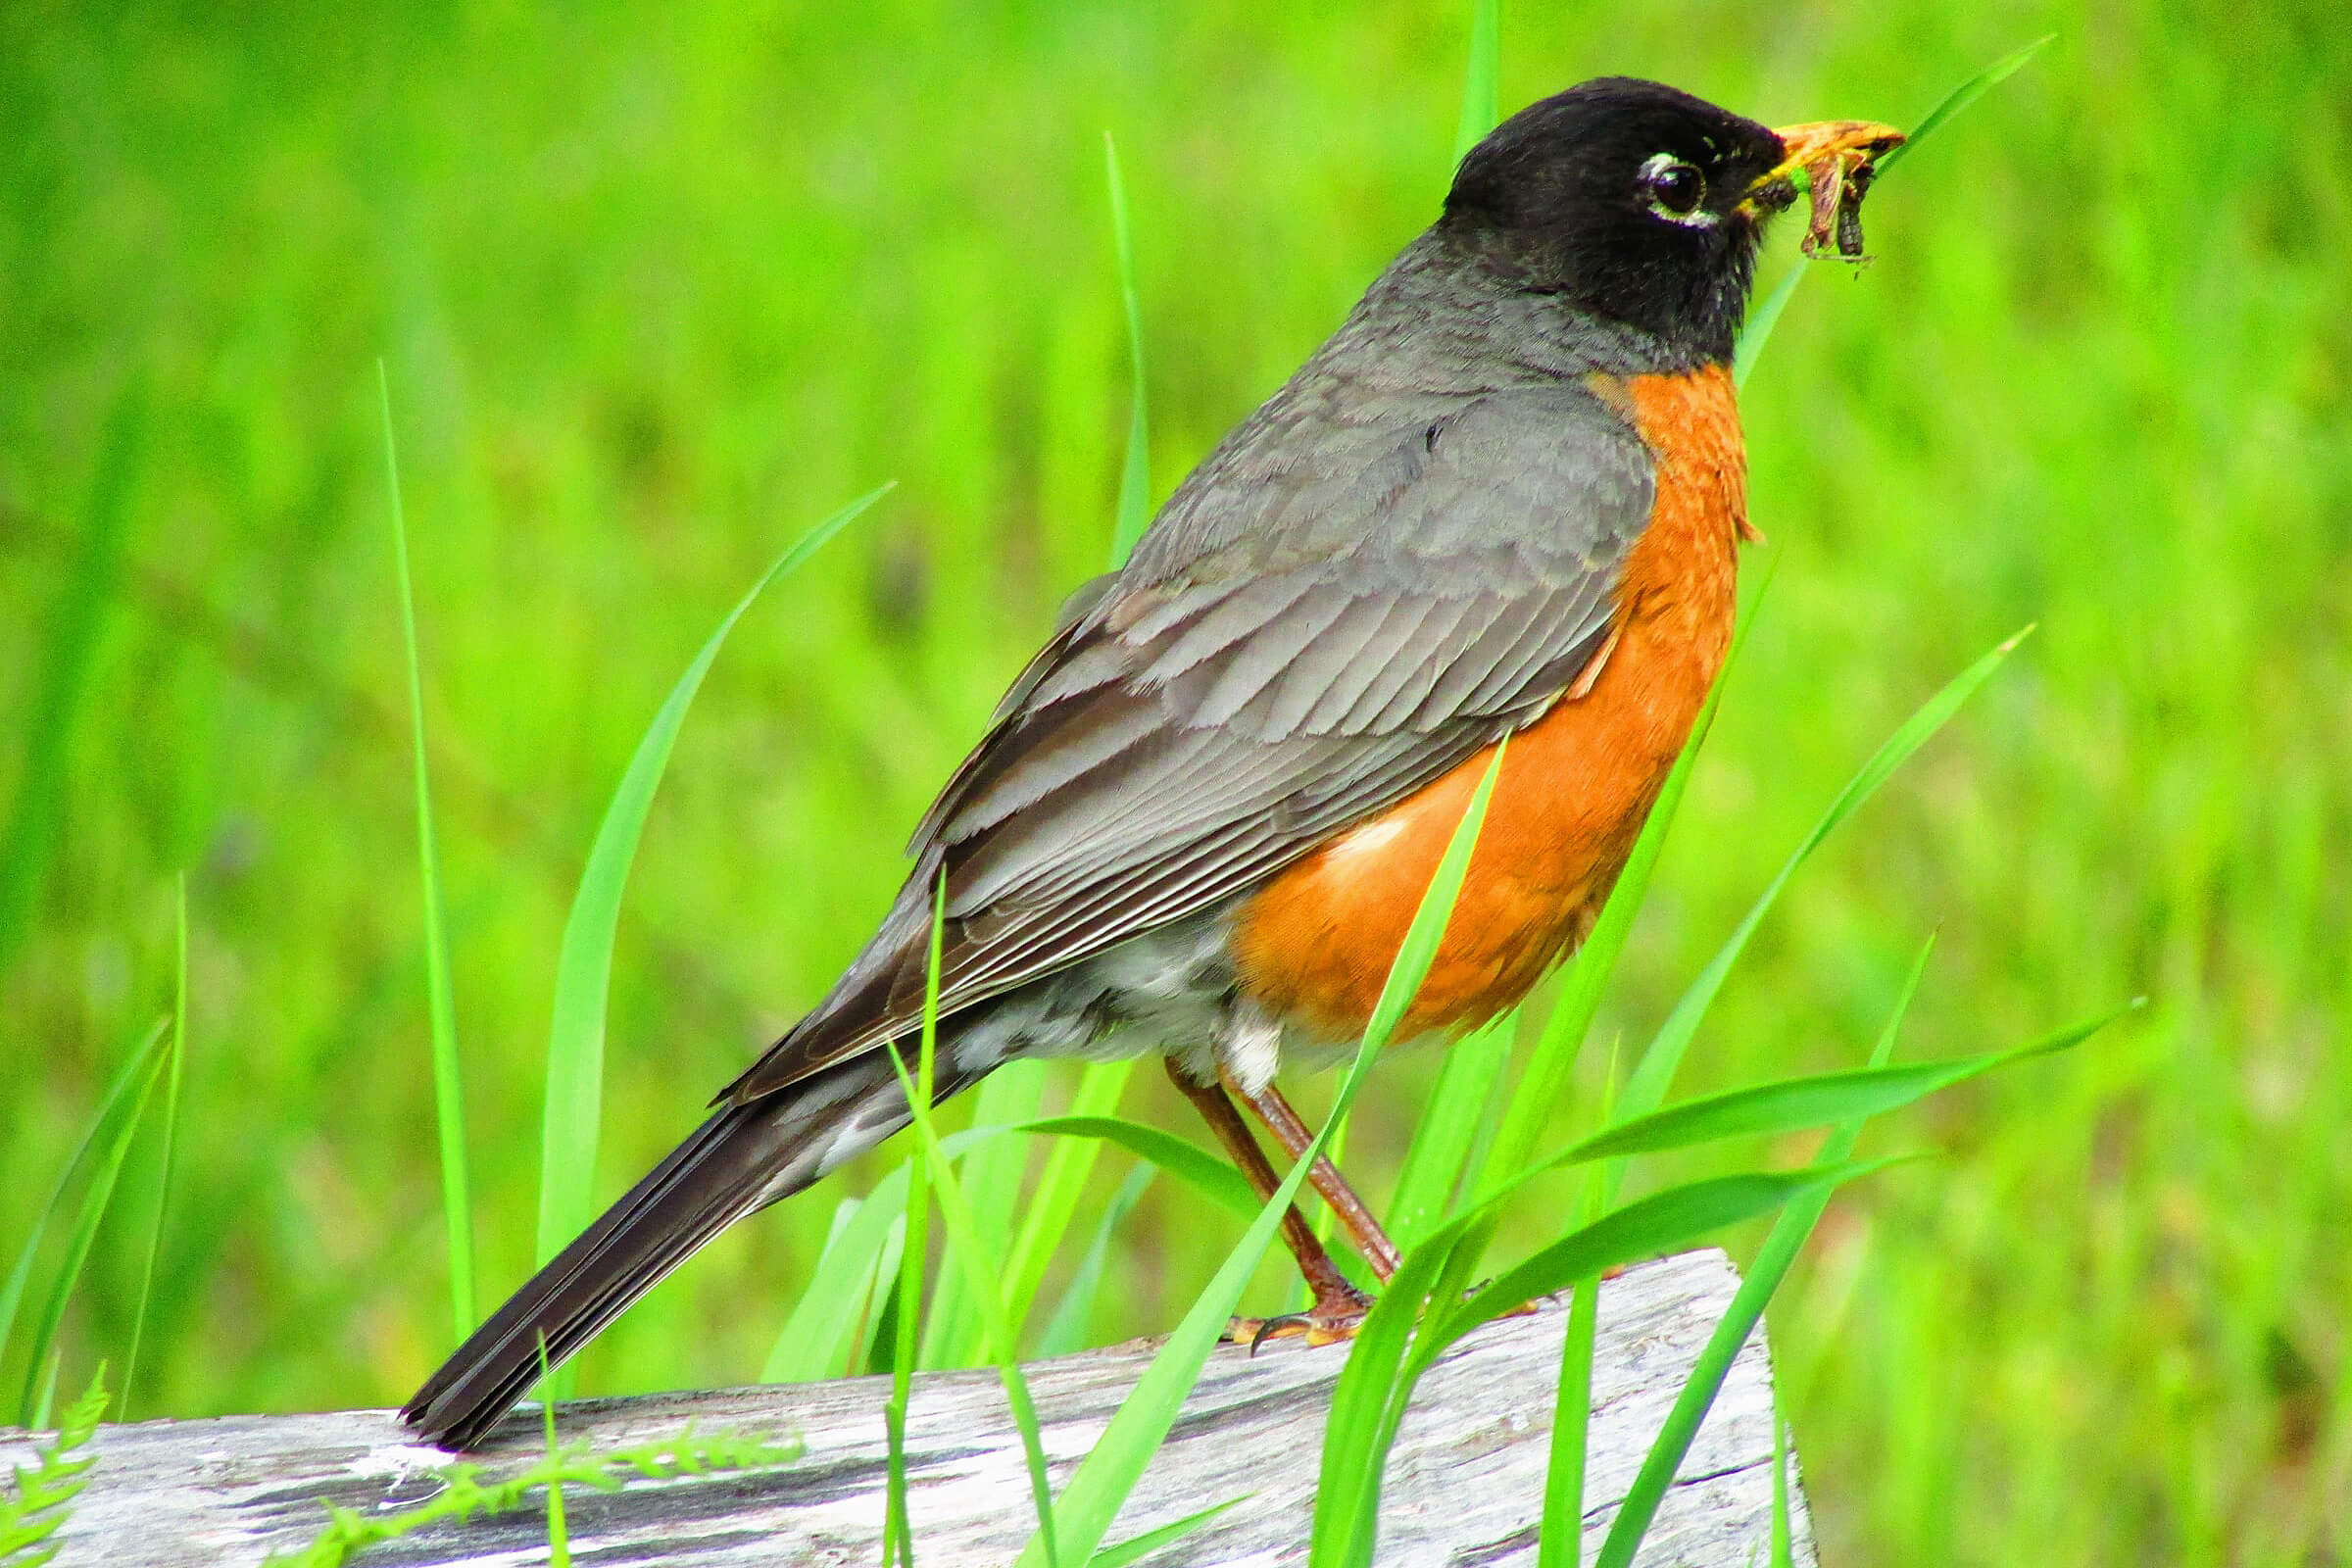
[271, 1427, 802, 1568]
[379, 365, 476, 1343]
[9, 1022, 170, 1428]
[532, 483, 887, 1400]
[7, 3, 2350, 1563]
[1734, 36, 2052, 384]
[1594, 937, 1936, 1568]
[1017, 745, 1508, 1568]
[0, 1365, 107, 1567]
[880, 873, 1061, 1568]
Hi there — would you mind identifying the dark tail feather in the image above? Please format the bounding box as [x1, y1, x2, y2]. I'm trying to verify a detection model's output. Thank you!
[402, 1050, 974, 1449]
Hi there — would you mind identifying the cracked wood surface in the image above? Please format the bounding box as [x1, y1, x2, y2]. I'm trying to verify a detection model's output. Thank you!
[8, 1249, 1815, 1566]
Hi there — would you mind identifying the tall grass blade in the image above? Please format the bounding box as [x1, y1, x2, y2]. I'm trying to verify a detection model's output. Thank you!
[533, 483, 892, 1399]
[1733, 39, 2053, 377]
[0, 381, 143, 984]
[1007, 1116, 1257, 1216]
[1566, 1004, 2122, 1167]
[1597, 950, 1929, 1568]
[1607, 628, 2032, 1187]
[920, 1060, 1046, 1369]
[538, 1340, 569, 1568]
[1388, 1015, 1510, 1250]
[1769, 1412, 1794, 1568]
[1002, 1060, 1135, 1337]
[1465, 559, 1775, 1220]
[1537, 1054, 1617, 1568]
[1016, 744, 1508, 1568]
[378, 361, 475, 1340]
[763, 1191, 908, 1384]
[1311, 1161, 1894, 1568]
[16, 1018, 171, 1427]
[1087, 1495, 1249, 1568]
[1539, 1270, 1599, 1568]
[1104, 134, 1152, 565]
[880, 873, 944, 1568]
[881, 872, 1062, 1568]
[1450, 0, 1502, 163]
[1036, 1164, 1153, 1358]
[1733, 265, 1806, 390]
[121, 876, 190, 1416]
[1876, 35, 2057, 173]
[0, 1023, 168, 1383]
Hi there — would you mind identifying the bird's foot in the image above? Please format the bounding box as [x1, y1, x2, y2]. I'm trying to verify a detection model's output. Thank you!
[1224, 1277, 1375, 1352]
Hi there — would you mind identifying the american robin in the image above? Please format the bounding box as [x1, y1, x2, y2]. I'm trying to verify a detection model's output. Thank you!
[404, 76, 1901, 1448]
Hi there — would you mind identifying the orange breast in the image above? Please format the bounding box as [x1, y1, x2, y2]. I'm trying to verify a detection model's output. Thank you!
[1232, 366, 1748, 1043]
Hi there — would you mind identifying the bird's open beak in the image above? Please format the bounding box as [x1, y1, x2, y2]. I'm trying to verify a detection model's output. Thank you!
[1750, 120, 1907, 194]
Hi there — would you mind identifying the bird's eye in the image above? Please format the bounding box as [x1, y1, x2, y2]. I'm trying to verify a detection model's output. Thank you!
[1640, 154, 1708, 222]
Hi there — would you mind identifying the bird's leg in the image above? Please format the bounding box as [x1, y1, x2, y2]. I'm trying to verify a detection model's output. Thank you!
[1162, 1057, 1371, 1347]
[1220, 1072, 1403, 1284]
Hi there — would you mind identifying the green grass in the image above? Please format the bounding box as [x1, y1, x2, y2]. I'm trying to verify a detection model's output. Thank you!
[3, 3, 2349, 1564]
[380, 365, 475, 1343]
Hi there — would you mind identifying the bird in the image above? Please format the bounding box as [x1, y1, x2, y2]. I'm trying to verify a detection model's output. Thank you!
[403, 75, 1903, 1449]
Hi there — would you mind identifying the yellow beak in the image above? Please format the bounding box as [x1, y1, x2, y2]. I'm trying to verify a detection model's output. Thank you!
[1752, 120, 1907, 191]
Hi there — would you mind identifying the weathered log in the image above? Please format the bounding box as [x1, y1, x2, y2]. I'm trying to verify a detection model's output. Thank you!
[10, 1250, 1814, 1566]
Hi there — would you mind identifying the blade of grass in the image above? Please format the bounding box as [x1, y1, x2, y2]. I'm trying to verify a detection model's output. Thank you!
[1001, 1060, 1136, 1337]
[0, 381, 142, 985]
[0, 1021, 169, 1381]
[1594, 937, 1926, 1568]
[920, 1060, 1047, 1370]
[1311, 1161, 1899, 1568]
[1538, 1049, 1616, 1568]
[17, 1018, 171, 1427]
[1605, 628, 2033, 1198]
[1769, 1412, 1793, 1568]
[1733, 38, 2054, 377]
[1449, 0, 1502, 163]
[1540, 1273, 1599, 1568]
[538, 1340, 568, 1568]
[1564, 1003, 2125, 1167]
[763, 1192, 908, 1385]
[1370, 1002, 2117, 1307]
[880, 871, 1061, 1568]
[379, 361, 474, 1341]
[1732, 264, 1807, 391]
[1087, 1494, 1250, 1568]
[1104, 134, 1151, 566]
[121, 874, 189, 1417]
[1875, 35, 2057, 174]
[1306, 999, 2109, 1564]
[534, 483, 891, 1398]
[1006, 1116, 1257, 1218]
[879, 877, 940, 1568]
[762, 1122, 1004, 1384]
[1388, 1015, 1511, 1251]
[1470, 559, 1778, 1204]
[1015, 742, 1508, 1568]
[1035, 1163, 1154, 1358]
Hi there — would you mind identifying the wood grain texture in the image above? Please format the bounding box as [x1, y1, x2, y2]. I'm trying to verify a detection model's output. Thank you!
[8, 1250, 1814, 1567]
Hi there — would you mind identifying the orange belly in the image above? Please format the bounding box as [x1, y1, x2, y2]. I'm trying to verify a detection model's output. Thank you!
[1232, 366, 1748, 1042]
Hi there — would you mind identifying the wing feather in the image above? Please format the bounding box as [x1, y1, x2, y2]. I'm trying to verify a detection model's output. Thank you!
[726, 372, 1657, 1102]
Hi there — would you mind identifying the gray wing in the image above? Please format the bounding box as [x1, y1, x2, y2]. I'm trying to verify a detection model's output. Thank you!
[726, 376, 1653, 1102]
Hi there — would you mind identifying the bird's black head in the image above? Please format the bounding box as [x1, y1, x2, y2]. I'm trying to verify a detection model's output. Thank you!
[1440, 76, 1802, 366]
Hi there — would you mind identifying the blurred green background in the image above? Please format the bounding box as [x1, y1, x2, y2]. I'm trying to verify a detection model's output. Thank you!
[5, 0, 2348, 1561]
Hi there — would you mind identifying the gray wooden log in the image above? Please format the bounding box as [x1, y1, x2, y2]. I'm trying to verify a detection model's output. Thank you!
[9, 1250, 1814, 1566]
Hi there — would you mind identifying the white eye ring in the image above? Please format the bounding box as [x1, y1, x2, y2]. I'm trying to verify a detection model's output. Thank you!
[1640, 153, 1716, 228]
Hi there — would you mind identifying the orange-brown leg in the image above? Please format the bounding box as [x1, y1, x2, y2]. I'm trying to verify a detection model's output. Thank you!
[1220, 1072, 1402, 1284]
[1162, 1058, 1371, 1346]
